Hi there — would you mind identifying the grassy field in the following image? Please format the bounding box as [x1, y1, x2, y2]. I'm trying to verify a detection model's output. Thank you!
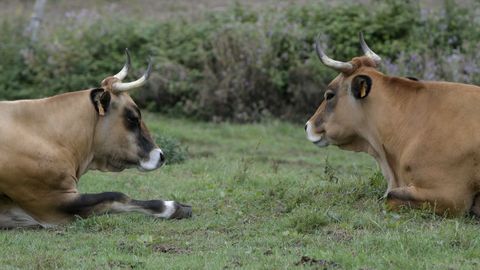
[1, 114, 479, 269]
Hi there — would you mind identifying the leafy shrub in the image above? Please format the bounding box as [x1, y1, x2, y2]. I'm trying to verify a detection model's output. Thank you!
[1, 1, 480, 121]
[155, 135, 187, 165]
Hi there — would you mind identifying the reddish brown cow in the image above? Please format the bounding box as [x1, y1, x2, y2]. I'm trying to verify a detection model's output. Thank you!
[0, 50, 191, 228]
[306, 33, 480, 217]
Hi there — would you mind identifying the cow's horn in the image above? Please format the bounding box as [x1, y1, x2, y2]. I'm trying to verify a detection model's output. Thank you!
[113, 48, 131, 81]
[315, 36, 353, 73]
[359, 32, 381, 65]
[112, 58, 152, 92]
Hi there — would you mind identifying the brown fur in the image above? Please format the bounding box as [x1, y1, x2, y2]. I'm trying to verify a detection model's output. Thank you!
[307, 56, 480, 217]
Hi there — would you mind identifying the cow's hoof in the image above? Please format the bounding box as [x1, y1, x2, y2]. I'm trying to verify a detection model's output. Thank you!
[169, 202, 192, 219]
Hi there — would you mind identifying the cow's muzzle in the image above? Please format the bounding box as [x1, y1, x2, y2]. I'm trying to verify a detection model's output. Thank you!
[305, 121, 329, 147]
[139, 148, 165, 171]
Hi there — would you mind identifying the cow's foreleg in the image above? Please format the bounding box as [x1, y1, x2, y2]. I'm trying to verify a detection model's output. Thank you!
[60, 192, 192, 220]
[386, 186, 472, 217]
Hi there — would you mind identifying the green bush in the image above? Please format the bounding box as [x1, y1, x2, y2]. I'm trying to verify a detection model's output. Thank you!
[1, 1, 480, 121]
[155, 135, 187, 165]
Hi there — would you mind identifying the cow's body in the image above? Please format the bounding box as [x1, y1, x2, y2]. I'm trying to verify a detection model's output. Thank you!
[0, 53, 191, 228]
[0, 91, 103, 226]
[306, 34, 480, 216]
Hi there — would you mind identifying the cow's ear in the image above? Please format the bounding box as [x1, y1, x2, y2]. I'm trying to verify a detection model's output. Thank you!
[351, 75, 372, 99]
[90, 88, 111, 116]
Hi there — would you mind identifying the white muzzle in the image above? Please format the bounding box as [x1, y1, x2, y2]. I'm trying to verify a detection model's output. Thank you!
[139, 148, 164, 171]
[305, 121, 329, 147]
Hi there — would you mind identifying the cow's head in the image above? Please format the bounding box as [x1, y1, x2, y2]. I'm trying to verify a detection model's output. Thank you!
[89, 50, 164, 172]
[305, 33, 383, 151]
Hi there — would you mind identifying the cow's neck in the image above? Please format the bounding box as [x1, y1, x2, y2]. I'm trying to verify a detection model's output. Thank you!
[353, 121, 399, 194]
[362, 77, 424, 193]
[35, 90, 97, 177]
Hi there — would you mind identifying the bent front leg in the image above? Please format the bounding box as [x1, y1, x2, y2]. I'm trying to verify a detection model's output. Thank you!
[60, 192, 192, 220]
[386, 186, 472, 217]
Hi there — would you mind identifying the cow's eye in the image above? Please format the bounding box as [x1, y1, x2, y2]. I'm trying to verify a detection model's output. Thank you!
[127, 115, 139, 125]
[124, 108, 141, 131]
[325, 90, 335, 101]
[125, 110, 140, 125]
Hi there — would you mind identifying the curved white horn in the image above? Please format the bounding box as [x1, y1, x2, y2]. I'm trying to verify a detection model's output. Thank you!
[113, 48, 131, 80]
[315, 36, 353, 73]
[359, 32, 381, 65]
[112, 58, 152, 92]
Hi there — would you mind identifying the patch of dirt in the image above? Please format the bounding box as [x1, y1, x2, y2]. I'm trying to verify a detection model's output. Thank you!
[151, 244, 190, 254]
[294, 256, 340, 269]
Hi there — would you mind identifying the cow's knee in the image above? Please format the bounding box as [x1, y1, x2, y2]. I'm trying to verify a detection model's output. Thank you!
[60, 192, 130, 217]
[386, 186, 468, 217]
[386, 189, 421, 211]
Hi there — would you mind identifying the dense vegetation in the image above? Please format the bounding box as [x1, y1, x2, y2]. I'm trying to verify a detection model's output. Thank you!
[1, 0, 479, 121]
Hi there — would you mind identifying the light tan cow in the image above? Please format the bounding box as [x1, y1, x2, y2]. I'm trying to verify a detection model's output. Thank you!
[306, 33, 480, 217]
[0, 50, 191, 228]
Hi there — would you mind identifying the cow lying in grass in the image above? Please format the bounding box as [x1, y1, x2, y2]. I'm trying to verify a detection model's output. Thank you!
[0, 50, 191, 228]
[306, 33, 480, 217]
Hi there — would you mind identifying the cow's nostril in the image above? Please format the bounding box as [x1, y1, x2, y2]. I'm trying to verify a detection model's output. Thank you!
[160, 152, 165, 163]
[304, 123, 308, 131]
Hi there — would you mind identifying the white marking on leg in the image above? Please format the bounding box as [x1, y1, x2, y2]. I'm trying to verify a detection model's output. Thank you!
[153, 201, 176, 219]
[109, 201, 176, 219]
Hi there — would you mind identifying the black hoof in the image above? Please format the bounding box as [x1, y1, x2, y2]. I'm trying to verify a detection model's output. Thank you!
[170, 202, 192, 219]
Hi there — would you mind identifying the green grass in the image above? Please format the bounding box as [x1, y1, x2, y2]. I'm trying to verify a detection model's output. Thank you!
[1, 114, 480, 269]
